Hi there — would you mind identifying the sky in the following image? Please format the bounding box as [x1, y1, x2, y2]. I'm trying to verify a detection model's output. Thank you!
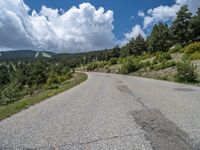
[0, 0, 200, 53]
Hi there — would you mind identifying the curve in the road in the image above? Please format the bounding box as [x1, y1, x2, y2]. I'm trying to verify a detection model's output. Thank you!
[0, 72, 200, 149]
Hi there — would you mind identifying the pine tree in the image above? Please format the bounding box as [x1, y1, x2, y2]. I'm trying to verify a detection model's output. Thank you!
[132, 34, 147, 55]
[0, 65, 10, 86]
[147, 22, 172, 52]
[172, 5, 192, 45]
[190, 8, 200, 42]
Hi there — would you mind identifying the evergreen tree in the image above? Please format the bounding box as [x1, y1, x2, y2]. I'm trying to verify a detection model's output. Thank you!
[147, 22, 172, 52]
[190, 8, 200, 42]
[29, 60, 48, 87]
[132, 34, 147, 55]
[172, 5, 192, 45]
[120, 38, 136, 56]
[2, 81, 20, 103]
[0, 65, 10, 86]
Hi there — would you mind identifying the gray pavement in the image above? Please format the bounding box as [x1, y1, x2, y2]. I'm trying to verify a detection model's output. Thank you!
[0, 72, 200, 149]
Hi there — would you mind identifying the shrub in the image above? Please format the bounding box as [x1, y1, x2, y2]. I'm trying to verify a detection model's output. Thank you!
[58, 73, 72, 82]
[2, 82, 21, 104]
[109, 58, 118, 65]
[153, 61, 176, 71]
[87, 62, 98, 71]
[98, 61, 108, 68]
[45, 84, 59, 90]
[175, 61, 197, 83]
[169, 44, 182, 53]
[45, 74, 59, 89]
[183, 42, 200, 54]
[118, 60, 140, 74]
[155, 52, 172, 63]
[139, 61, 151, 68]
[139, 52, 153, 60]
[46, 73, 60, 85]
[190, 51, 200, 60]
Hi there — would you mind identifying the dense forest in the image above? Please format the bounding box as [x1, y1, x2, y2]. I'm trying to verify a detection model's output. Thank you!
[0, 5, 200, 107]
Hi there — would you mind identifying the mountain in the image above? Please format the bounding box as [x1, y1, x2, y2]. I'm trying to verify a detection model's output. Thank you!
[0, 50, 56, 60]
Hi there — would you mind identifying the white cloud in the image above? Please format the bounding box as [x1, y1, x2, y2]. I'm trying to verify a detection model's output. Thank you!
[138, 11, 145, 17]
[120, 25, 145, 46]
[141, 0, 200, 29]
[0, 0, 115, 53]
[142, 5, 180, 29]
[176, 0, 200, 14]
[143, 16, 155, 29]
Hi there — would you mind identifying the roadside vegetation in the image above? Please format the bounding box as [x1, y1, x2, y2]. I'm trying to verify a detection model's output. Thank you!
[0, 56, 87, 120]
[79, 5, 200, 85]
[0, 72, 87, 120]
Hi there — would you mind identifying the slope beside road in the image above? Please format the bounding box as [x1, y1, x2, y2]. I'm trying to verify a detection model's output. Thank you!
[0, 72, 200, 149]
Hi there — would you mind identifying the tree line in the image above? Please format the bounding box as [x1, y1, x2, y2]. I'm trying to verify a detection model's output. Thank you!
[0, 59, 72, 105]
[59, 5, 200, 63]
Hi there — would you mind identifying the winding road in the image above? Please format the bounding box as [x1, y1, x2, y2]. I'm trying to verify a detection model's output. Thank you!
[0, 72, 200, 149]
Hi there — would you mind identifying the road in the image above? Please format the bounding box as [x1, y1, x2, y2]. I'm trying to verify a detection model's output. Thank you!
[0, 72, 200, 150]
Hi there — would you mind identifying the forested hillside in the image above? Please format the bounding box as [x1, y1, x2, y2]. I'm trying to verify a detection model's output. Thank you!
[0, 50, 55, 60]
[80, 5, 200, 84]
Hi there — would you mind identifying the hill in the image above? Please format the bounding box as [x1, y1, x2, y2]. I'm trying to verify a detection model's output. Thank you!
[0, 50, 56, 60]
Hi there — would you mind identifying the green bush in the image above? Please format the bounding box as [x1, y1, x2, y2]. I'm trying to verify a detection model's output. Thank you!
[87, 62, 98, 71]
[139, 61, 151, 68]
[109, 58, 118, 65]
[155, 52, 172, 63]
[153, 61, 176, 71]
[175, 61, 197, 83]
[58, 73, 72, 82]
[183, 42, 200, 54]
[2, 82, 21, 104]
[118, 60, 140, 74]
[139, 52, 153, 60]
[46, 73, 60, 85]
[190, 51, 200, 60]
[98, 61, 108, 68]
[169, 44, 182, 53]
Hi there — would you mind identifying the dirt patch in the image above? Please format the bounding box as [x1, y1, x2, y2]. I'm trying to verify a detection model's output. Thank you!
[131, 109, 198, 150]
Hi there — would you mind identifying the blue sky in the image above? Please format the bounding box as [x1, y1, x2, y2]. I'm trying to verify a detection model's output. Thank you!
[24, 0, 174, 40]
[0, 0, 199, 52]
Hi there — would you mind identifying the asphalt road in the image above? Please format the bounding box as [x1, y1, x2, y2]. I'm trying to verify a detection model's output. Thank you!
[1, 72, 200, 150]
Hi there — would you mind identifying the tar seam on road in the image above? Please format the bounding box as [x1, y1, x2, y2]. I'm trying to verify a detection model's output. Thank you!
[116, 79, 198, 150]
[117, 83, 150, 111]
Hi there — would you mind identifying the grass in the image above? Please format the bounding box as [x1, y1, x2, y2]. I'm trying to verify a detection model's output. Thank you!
[0, 72, 87, 121]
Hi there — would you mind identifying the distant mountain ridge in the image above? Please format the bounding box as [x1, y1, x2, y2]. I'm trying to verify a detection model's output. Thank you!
[0, 50, 56, 60]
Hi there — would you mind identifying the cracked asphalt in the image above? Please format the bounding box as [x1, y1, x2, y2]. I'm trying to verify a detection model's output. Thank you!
[0, 72, 200, 149]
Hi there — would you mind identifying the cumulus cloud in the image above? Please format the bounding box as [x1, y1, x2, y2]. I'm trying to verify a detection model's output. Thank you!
[0, 0, 115, 53]
[138, 11, 145, 17]
[140, 0, 200, 29]
[176, 0, 200, 14]
[120, 25, 145, 46]
[143, 5, 180, 29]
